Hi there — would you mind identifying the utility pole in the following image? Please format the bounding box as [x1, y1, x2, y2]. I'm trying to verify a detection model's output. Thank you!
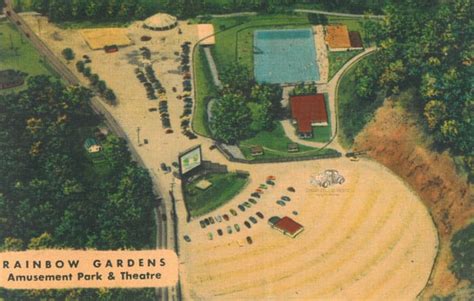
[136, 126, 141, 146]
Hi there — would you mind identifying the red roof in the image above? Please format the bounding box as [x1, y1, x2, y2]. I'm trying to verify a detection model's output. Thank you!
[290, 94, 328, 133]
[274, 217, 304, 235]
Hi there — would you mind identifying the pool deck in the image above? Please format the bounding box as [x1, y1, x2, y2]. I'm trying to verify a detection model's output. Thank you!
[313, 25, 329, 83]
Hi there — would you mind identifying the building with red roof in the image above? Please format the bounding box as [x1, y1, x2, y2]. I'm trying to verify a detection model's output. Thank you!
[290, 94, 328, 138]
[268, 216, 304, 238]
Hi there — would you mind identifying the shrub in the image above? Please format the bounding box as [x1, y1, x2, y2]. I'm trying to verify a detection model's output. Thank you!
[75, 61, 85, 73]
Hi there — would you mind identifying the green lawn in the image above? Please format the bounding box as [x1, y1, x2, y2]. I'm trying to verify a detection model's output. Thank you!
[239, 122, 338, 160]
[184, 172, 249, 217]
[210, 14, 310, 73]
[337, 53, 384, 148]
[328, 50, 364, 80]
[192, 47, 216, 137]
[0, 21, 57, 94]
[56, 20, 132, 29]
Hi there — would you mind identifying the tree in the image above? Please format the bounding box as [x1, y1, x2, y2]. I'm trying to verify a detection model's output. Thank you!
[97, 80, 107, 94]
[451, 222, 474, 283]
[220, 63, 253, 96]
[83, 66, 91, 77]
[28, 232, 54, 249]
[104, 88, 117, 104]
[210, 94, 252, 144]
[76, 60, 85, 73]
[61, 48, 75, 63]
[89, 73, 99, 86]
[249, 101, 273, 132]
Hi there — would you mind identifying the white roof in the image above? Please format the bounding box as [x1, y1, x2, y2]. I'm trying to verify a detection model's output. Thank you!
[144, 13, 177, 29]
[198, 24, 215, 45]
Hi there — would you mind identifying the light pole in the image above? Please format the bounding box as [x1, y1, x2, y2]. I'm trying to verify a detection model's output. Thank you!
[136, 126, 141, 145]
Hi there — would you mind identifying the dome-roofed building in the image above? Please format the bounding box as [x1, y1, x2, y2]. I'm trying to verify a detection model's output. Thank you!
[143, 13, 178, 31]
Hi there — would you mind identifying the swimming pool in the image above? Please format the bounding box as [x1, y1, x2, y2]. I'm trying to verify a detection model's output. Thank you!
[254, 28, 320, 84]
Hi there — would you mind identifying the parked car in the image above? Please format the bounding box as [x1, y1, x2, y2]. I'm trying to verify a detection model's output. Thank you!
[200, 220, 206, 228]
[226, 226, 232, 234]
[248, 198, 257, 205]
[160, 163, 167, 171]
[223, 214, 229, 221]
[281, 196, 291, 202]
[234, 224, 240, 232]
[208, 232, 213, 240]
[251, 192, 261, 198]
[244, 221, 251, 229]
[267, 175, 276, 181]
[238, 205, 246, 212]
[204, 218, 210, 226]
[183, 235, 191, 242]
[259, 184, 268, 189]
[165, 129, 174, 134]
[256, 189, 264, 194]
[209, 217, 215, 224]
[243, 202, 251, 208]
[287, 186, 296, 192]
[276, 200, 286, 206]
[266, 180, 275, 186]
[230, 209, 238, 216]
[256, 212, 264, 219]
[148, 108, 157, 112]
[246, 236, 253, 244]
[249, 216, 257, 224]
[217, 229, 223, 236]
[215, 215, 222, 223]
[310, 169, 345, 188]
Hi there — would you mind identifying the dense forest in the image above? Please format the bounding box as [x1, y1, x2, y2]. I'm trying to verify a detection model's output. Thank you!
[16, 0, 390, 21]
[355, 0, 472, 169]
[0, 76, 156, 300]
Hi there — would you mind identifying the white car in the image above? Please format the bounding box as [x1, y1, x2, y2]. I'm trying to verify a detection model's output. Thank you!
[310, 169, 345, 188]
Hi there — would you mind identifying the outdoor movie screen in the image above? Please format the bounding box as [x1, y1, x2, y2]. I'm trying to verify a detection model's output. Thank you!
[179, 146, 202, 175]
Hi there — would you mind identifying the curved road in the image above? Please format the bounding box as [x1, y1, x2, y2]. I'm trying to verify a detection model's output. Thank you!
[3, 1, 174, 300]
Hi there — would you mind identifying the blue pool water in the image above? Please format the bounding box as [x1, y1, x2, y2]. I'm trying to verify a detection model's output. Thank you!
[254, 28, 320, 84]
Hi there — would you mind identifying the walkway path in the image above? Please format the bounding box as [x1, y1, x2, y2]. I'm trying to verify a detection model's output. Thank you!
[282, 47, 377, 151]
[203, 46, 222, 88]
[294, 9, 384, 19]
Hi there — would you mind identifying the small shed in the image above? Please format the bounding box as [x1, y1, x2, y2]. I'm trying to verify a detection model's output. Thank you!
[84, 138, 102, 153]
[250, 145, 264, 156]
[287, 143, 299, 153]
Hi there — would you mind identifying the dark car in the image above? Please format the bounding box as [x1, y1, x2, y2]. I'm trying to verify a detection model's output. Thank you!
[244, 221, 251, 229]
[246, 236, 253, 244]
[199, 220, 206, 228]
[248, 198, 257, 205]
[243, 202, 251, 208]
[204, 218, 210, 226]
[281, 196, 291, 202]
[209, 217, 215, 224]
[238, 205, 246, 212]
[183, 235, 191, 242]
[287, 187, 296, 192]
[249, 216, 257, 224]
[266, 180, 275, 186]
[223, 214, 229, 221]
[230, 209, 238, 216]
[234, 224, 240, 232]
[251, 192, 261, 199]
[217, 229, 223, 236]
[276, 200, 286, 207]
[148, 108, 157, 112]
[256, 212, 264, 219]
[160, 163, 167, 171]
[165, 129, 174, 134]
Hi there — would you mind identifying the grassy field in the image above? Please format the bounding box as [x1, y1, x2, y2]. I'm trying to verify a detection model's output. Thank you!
[239, 123, 337, 160]
[337, 53, 384, 148]
[328, 50, 363, 80]
[56, 20, 132, 29]
[210, 14, 310, 73]
[184, 172, 249, 217]
[192, 47, 216, 137]
[0, 21, 56, 94]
